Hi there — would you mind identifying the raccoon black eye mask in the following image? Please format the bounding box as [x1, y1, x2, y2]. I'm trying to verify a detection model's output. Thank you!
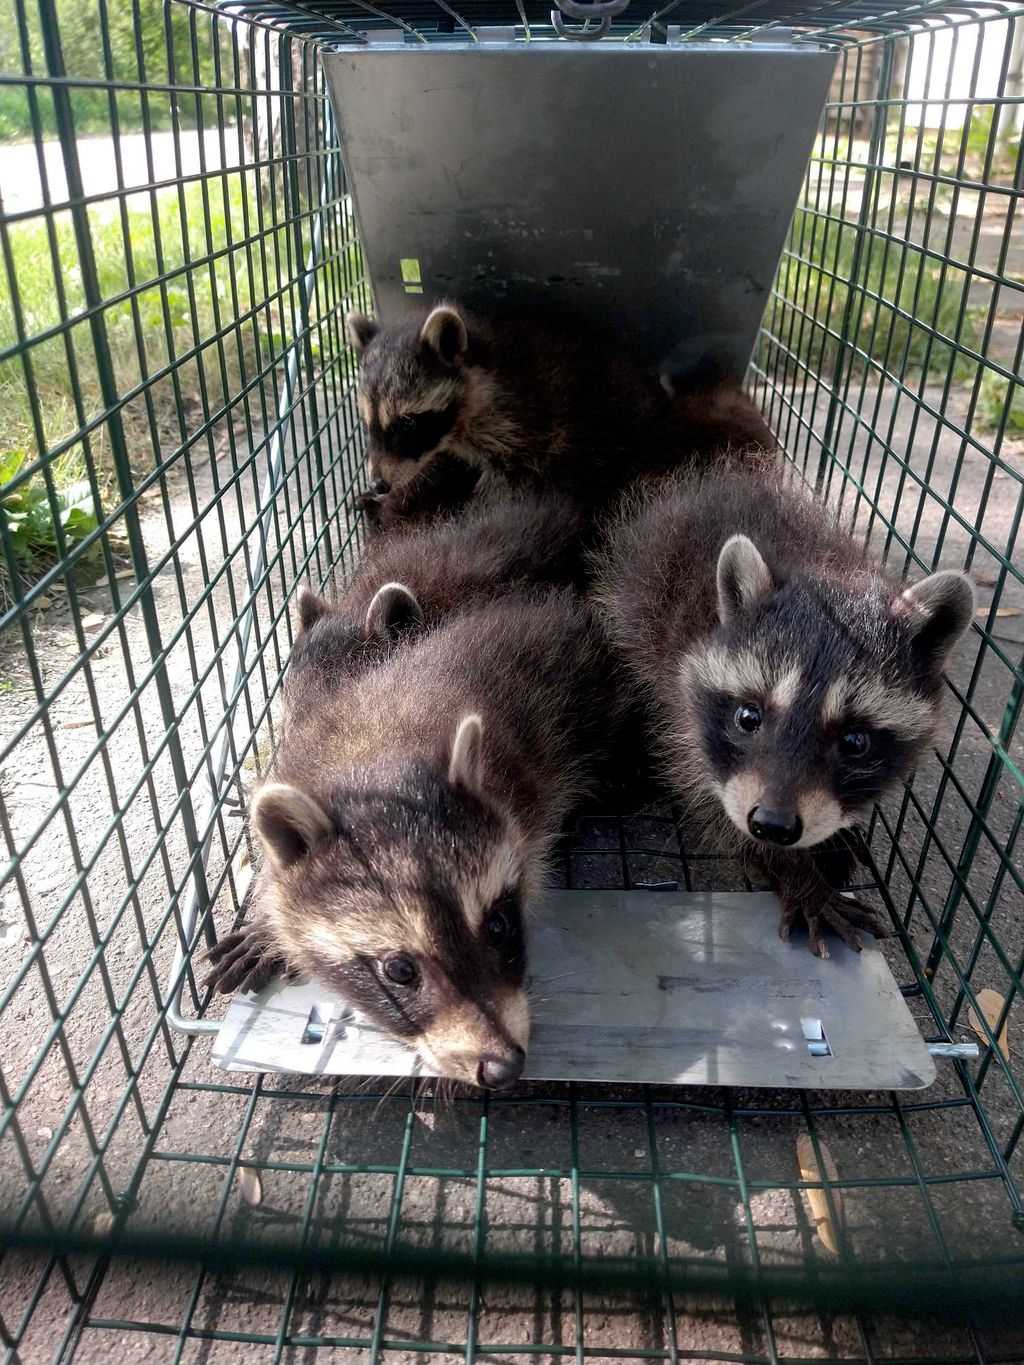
[204, 717, 533, 1091]
[593, 466, 976, 958]
[378, 402, 461, 462]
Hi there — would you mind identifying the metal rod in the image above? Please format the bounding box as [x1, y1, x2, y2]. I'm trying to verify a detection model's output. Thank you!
[165, 109, 341, 1037]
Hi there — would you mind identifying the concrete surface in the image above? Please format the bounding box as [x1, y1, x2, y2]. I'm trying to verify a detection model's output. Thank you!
[0, 129, 243, 216]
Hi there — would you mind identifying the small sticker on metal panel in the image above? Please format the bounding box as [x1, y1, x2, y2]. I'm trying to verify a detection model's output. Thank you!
[400, 257, 422, 293]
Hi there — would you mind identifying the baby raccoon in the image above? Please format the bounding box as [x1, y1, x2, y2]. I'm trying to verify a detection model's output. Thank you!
[594, 467, 975, 957]
[655, 371, 777, 471]
[290, 489, 589, 682]
[346, 302, 773, 534]
[205, 590, 619, 1088]
[346, 302, 662, 531]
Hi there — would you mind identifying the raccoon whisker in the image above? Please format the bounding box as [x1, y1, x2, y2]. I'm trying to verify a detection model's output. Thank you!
[373, 1071, 414, 1116]
[333, 1071, 383, 1099]
[528, 971, 580, 987]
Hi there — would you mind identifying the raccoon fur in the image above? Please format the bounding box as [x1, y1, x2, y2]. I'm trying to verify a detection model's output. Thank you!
[593, 467, 975, 957]
[290, 490, 589, 684]
[346, 302, 773, 534]
[205, 589, 620, 1087]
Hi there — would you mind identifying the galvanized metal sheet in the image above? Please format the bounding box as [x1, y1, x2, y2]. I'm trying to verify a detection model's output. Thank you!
[212, 891, 935, 1090]
[322, 41, 835, 378]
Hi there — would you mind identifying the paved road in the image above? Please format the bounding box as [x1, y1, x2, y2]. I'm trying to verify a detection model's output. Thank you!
[0, 126, 243, 216]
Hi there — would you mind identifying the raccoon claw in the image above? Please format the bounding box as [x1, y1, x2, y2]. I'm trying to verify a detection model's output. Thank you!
[201, 925, 284, 995]
[779, 891, 891, 958]
[353, 487, 388, 520]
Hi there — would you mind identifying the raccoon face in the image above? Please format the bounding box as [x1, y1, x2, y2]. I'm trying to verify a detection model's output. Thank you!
[287, 583, 424, 686]
[252, 716, 530, 1089]
[679, 535, 975, 851]
[347, 306, 471, 493]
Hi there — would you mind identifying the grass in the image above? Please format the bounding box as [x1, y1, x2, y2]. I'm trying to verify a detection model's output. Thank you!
[779, 113, 1019, 437]
[0, 86, 218, 144]
[0, 173, 257, 602]
[0, 166, 363, 605]
[1, 170, 286, 461]
[976, 370, 1024, 441]
[774, 186, 1024, 444]
[775, 205, 985, 390]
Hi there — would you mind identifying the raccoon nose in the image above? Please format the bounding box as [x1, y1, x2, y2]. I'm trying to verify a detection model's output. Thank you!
[747, 806, 802, 847]
[477, 1047, 526, 1090]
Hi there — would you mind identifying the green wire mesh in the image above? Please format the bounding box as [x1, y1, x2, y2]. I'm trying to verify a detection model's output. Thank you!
[1, 2, 1022, 1362]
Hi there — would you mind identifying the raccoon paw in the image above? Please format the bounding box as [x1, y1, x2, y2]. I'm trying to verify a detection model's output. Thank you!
[201, 925, 286, 995]
[779, 890, 891, 959]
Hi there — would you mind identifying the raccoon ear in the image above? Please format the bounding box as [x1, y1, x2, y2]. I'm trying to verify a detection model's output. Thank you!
[420, 306, 468, 366]
[346, 311, 379, 354]
[252, 783, 332, 870]
[364, 581, 425, 643]
[717, 535, 774, 624]
[898, 570, 976, 671]
[448, 713, 483, 795]
[297, 586, 330, 633]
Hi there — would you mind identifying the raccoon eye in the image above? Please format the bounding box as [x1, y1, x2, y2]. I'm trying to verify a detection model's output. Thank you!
[734, 703, 762, 734]
[838, 729, 870, 758]
[380, 954, 418, 986]
[483, 909, 511, 944]
[393, 414, 418, 432]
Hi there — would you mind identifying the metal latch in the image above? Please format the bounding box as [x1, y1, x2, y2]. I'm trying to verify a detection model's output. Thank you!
[551, 0, 629, 41]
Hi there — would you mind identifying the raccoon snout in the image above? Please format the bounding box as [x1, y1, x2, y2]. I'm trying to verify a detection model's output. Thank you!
[747, 806, 803, 847]
[477, 1046, 526, 1090]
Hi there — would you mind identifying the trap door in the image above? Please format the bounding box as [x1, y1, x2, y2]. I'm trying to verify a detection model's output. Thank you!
[212, 891, 936, 1090]
[321, 38, 836, 379]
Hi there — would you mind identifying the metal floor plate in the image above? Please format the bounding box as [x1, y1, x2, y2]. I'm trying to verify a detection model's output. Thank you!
[211, 891, 935, 1090]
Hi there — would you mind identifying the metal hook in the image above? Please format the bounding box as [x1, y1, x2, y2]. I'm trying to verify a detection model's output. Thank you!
[551, 12, 611, 39]
[554, 0, 630, 15]
[551, 0, 629, 40]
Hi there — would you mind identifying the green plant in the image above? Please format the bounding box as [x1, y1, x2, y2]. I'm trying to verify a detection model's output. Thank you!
[975, 368, 1024, 439]
[1, 175, 268, 469]
[0, 448, 102, 607]
[781, 207, 983, 385]
[1, 171, 363, 593]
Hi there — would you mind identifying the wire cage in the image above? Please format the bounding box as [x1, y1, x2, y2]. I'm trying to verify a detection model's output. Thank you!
[0, 1, 1022, 1361]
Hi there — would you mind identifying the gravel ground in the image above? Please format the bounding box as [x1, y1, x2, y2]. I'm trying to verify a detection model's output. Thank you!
[1, 379, 1022, 1363]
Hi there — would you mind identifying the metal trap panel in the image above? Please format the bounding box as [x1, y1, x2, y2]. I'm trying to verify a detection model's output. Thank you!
[322, 40, 835, 379]
[212, 891, 935, 1090]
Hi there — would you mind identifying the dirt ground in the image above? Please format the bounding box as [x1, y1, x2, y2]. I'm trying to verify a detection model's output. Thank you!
[1, 376, 1023, 1363]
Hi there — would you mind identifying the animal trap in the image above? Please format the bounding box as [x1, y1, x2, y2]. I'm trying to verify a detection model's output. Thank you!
[212, 890, 935, 1090]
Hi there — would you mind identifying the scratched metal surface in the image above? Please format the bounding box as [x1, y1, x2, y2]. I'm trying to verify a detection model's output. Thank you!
[213, 891, 936, 1089]
[321, 41, 836, 379]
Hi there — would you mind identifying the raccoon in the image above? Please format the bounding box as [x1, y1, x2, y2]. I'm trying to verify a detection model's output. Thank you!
[593, 467, 975, 957]
[653, 372, 778, 473]
[346, 302, 773, 534]
[205, 590, 620, 1087]
[290, 490, 589, 683]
